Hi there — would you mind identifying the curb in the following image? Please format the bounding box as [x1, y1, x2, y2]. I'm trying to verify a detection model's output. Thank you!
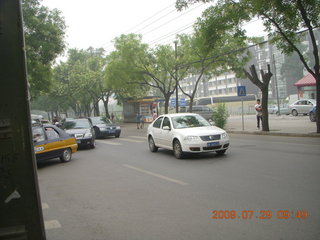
[227, 130, 320, 138]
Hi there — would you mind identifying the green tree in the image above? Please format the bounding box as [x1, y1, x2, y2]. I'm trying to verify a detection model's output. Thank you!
[212, 103, 229, 129]
[177, 18, 250, 112]
[176, 0, 320, 133]
[22, 0, 66, 98]
[105, 34, 150, 103]
[49, 48, 109, 118]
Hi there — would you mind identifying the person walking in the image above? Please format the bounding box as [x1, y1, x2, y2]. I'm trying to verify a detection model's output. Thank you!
[255, 99, 263, 129]
[111, 113, 115, 122]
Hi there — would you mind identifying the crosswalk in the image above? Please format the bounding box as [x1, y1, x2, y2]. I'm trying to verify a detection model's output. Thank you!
[96, 135, 146, 146]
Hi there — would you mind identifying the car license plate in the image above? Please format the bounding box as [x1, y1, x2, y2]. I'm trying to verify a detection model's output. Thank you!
[109, 130, 116, 134]
[77, 140, 81, 144]
[207, 142, 219, 147]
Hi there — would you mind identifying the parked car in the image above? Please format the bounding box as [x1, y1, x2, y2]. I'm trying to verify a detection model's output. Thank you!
[88, 116, 121, 138]
[180, 105, 213, 120]
[32, 124, 78, 162]
[288, 99, 316, 116]
[147, 113, 229, 159]
[62, 118, 96, 148]
[309, 106, 317, 122]
[267, 104, 290, 115]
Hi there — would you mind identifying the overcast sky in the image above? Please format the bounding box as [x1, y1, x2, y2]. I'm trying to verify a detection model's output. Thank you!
[43, 0, 266, 54]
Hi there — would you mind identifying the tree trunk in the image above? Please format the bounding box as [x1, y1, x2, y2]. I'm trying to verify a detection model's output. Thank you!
[189, 97, 194, 112]
[244, 64, 273, 131]
[316, 75, 320, 133]
[103, 100, 110, 118]
[261, 86, 269, 131]
[164, 95, 170, 114]
[93, 100, 100, 116]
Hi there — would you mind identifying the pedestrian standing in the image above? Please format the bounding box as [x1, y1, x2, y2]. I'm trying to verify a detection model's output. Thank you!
[152, 110, 158, 120]
[255, 99, 262, 129]
[136, 113, 141, 129]
[140, 115, 144, 129]
[111, 113, 115, 122]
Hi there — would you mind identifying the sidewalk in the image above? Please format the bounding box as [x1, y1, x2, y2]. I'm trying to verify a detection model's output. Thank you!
[119, 114, 320, 138]
[225, 114, 320, 137]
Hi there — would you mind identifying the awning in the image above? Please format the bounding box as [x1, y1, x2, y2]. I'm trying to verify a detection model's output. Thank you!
[294, 74, 316, 87]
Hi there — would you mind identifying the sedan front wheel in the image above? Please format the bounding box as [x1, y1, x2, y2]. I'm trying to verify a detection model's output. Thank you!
[173, 140, 184, 159]
[309, 112, 316, 122]
[291, 109, 298, 116]
[148, 136, 158, 152]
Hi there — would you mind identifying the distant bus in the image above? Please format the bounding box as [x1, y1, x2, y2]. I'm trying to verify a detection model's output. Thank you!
[194, 94, 257, 115]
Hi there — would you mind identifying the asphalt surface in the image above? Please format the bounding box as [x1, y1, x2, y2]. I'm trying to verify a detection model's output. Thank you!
[37, 124, 320, 240]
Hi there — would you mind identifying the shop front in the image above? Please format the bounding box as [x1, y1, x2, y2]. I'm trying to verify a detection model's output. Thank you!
[123, 97, 161, 123]
[294, 74, 316, 99]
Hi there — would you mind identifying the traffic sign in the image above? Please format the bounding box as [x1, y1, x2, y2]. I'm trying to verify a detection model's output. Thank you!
[170, 98, 176, 107]
[237, 86, 246, 96]
[179, 98, 186, 107]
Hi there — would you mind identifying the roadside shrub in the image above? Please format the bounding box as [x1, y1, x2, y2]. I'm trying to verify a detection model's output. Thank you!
[212, 103, 229, 129]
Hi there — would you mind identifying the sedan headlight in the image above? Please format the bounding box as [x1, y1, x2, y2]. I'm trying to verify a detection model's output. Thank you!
[116, 126, 121, 130]
[184, 136, 199, 141]
[84, 132, 92, 138]
[221, 132, 228, 139]
[99, 127, 106, 131]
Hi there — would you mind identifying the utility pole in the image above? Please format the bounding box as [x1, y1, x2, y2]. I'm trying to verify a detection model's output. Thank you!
[174, 40, 179, 113]
[272, 54, 281, 115]
[0, 1, 46, 239]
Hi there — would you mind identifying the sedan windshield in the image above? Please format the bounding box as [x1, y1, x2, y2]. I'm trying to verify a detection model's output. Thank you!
[172, 115, 210, 129]
[63, 120, 90, 129]
[90, 117, 112, 125]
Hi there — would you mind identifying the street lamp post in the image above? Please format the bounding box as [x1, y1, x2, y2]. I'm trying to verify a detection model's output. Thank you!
[174, 40, 179, 113]
[273, 54, 281, 115]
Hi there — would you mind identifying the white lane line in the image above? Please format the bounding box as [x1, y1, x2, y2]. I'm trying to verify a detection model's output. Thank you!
[42, 203, 49, 210]
[118, 138, 144, 143]
[123, 164, 188, 186]
[128, 136, 147, 140]
[96, 140, 121, 146]
[44, 220, 61, 230]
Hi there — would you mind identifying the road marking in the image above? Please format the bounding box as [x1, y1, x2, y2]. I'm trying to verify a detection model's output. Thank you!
[123, 164, 188, 186]
[44, 220, 61, 230]
[42, 203, 49, 210]
[96, 140, 121, 146]
[118, 138, 144, 143]
[128, 136, 146, 140]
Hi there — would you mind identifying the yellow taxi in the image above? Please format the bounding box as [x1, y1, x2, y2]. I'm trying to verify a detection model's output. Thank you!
[32, 124, 78, 162]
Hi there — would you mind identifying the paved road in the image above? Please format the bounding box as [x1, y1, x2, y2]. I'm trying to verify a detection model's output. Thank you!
[38, 130, 320, 240]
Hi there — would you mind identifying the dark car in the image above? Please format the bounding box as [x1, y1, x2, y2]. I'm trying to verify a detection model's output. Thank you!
[88, 116, 121, 138]
[309, 106, 317, 122]
[32, 124, 78, 162]
[62, 118, 96, 148]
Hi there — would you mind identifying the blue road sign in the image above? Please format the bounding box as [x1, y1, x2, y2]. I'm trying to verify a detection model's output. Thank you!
[237, 86, 246, 96]
[170, 98, 186, 107]
[170, 98, 176, 107]
[179, 98, 186, 107]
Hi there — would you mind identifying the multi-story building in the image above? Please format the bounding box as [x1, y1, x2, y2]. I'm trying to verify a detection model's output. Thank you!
[177, 29, 320, 103]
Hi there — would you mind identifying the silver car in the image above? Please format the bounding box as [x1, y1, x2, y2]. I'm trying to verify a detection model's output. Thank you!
[288, 99, 316, 116]
[147, 113, 229, 159]
[268, 104, 290, 115]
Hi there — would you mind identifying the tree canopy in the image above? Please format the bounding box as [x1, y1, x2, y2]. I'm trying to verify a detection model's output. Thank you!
[23, 0, 66, 98]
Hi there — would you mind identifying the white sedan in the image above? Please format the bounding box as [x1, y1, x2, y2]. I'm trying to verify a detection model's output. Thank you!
[147, 113, 230, 159]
